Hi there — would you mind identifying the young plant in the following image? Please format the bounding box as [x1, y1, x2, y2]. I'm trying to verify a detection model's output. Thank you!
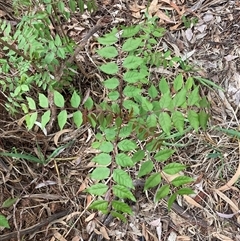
[86, 19, 209, 221]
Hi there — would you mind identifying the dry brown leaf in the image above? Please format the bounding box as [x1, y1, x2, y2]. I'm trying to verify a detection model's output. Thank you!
[54, 231, 67, 241]
[54, 129, 72, 146]
[148, 0, 159, 17]
[183, 195, 204, 209]
[214, 189, 239, 213]
[100, 226, 110, 240]
[155, 10, 175, 23]
[217, 157, 240, 191]
[85, 213, 95, 222]
[177, 236, 191, 241]
[212, 232, 234, 241]
[76, 178, 88, 194]
[72, 236, 81, 241]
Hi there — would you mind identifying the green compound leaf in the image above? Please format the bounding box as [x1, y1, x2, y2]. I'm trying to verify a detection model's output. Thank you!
[159, 77, 170, 94]
[2, 197, 18, 208]
[108, 91, 120, 100]
[41, 110, 50, 129]
[112, 200, 133, 215]
[199, 110, 209, 131]
[26, 112, 38, 130]
[187, 110, 199, 131]
[97, 46, 118, 58]
[73, 110, 83, 128]
[146, 114, 157, 128]
[172, 111, 184, 134]
[84, 97, 94, 110]
[117, 140, 137, 151]
[122, 37, 142, 52]
[54, 90, 65, 108]
[92, 153, 111, 165]
[177, 187, 195, 195]
[0, 215, 10, 228]
[168, 193, 177, 210]
[132, 150, 145, 163]
[173, 88, 186, 107]
[185, 76, 194, 90]
[138, 160, 154, 178]
[112, 184, 136, 202]
[159, 92, 173, 110]
[39, 93, 48, 108]
[123, 85, 142, 98]
[154, 184, 170, 202]
[91, 167, 110, 180]
[163, 163, 186, 175]
[122, 25, 140, 38]
[86, 183, 108, 195]
[154, 149, 175, 162]
[148, 84, 158, 99]
[123, 70, 145, 83]
[171, 176, 194, 187]
[70, 91, 81, 108]
[26, 97, 36, 110]
[159, 112, 171, 135]
[110, 211, 127, 223]
[99, 141, 114, 153]
[123, 56, 143, 69]
[98, 34, 118, 45]
[113, 169, 134, 188]
[144, 173, 161, 191]
[100, 62, 118, 75]
[141, 97, 153, 111]
[173, 73, 183, 91]
[119, 123, 133, 138]
[116, 153, 134, 167]
[89, 200, 108, 214]
[188, 86, 200, 106]
[104, 78, 119, 89]
[57, 110, 67, 130]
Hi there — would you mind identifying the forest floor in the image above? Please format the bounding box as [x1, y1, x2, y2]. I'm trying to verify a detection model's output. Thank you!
[0, 0, 240, 240]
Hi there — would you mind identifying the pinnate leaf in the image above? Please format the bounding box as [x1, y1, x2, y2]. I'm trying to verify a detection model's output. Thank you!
[117, 140, 137, 151]
[57, 110, 67, 130]
[91, 167, 110, 180]
[39, 93, 49, 108]
[104, 78, 119, 89]
[70, 91, 81, 108]
[122, 37, 142, 52]
[100, 62, 118, 75]
[92, 153, 111, 165]
[123, 56, 143, 69]
[112, 200, 133, 214]
[86, 183, 108, 195]
[26, 97, 36, 110]
[113, 185, 136, 201]
[116, 153, 133, 167]
[155, 184, 170, 202]
[113, 169, 133, 188]
[171, 176, 194, 187]
[73, 110, 83, 128]
[97, 46, 118, 58]
[172, 111, 184, 134]
[2, 197, 18, 208]
[54, 90, 65, 108]
[159, 112, 171, 135]
[89, 200, 108, 214]
[154, 149, 174, 162]
[187, 110, 199, 131]
[144, 173, 161, 191]
[163, 163, 186, 174]
[138, 160, 153, 177]
[0, 215, 10, 228]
